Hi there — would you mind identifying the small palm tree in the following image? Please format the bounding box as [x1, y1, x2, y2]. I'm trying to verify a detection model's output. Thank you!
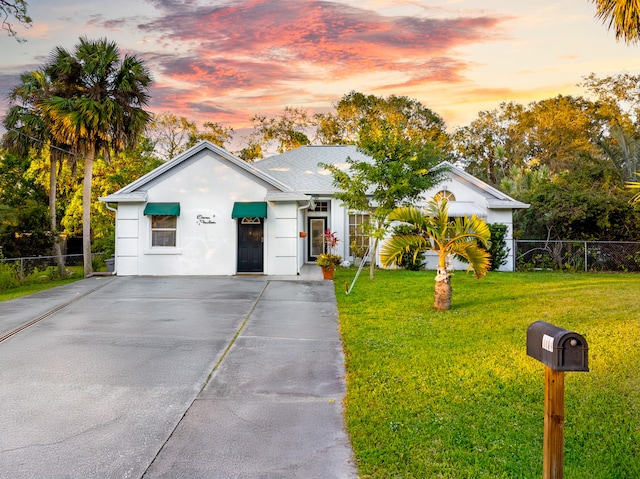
[380, 198, 491, 311]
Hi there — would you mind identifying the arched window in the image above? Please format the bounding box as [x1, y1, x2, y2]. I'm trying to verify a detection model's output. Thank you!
[434, 190, 456, 202]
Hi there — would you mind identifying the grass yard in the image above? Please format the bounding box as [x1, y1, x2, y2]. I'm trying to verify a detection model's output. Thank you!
[333, 268, 640, 478]
[0, 266, 84, 301]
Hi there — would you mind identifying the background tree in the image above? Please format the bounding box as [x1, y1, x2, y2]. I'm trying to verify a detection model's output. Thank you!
[380, 199, 491, 311]
[146, 114, 234, 161]
[145, 113, 197, 161]
[3, 69, 72, 276]
[239, 107, 311, 161]
[510, 160, 640, 241]
[591, 0, 640, 44]
[315, 91, 376, 145]
[316, 91, 451, 151]
[517, 95, 603, 174]
[582, 73, 640, 181]
[453, 102, 524, 186]
[187, 121, 233, 150]
[41, 37, 152, 276]
[0, 149, 51, 258]
[0, 0, 31, 41]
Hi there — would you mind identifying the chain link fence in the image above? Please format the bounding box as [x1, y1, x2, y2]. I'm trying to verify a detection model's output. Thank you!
[0, 253, 107, 279]
[514, 240, 640, 272]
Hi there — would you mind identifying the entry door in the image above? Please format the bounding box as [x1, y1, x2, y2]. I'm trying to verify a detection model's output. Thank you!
[308, 217, 326, 261]
[237, 219, 264, 272]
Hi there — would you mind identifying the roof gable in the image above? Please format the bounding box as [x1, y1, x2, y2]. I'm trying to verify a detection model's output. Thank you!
[101, 141, 290, 202]
[434, 161, 529, 209]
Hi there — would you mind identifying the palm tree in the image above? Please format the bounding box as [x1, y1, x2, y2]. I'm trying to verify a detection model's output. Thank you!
[591, 0, 640, 44]
[3, 69, 69, 277]
[41, 37, 152, 276]
[380, 198, 491, 311]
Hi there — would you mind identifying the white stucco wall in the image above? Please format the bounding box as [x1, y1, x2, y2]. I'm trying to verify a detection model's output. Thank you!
[113, 150, 300, 276]
[267, 202, 299, 275]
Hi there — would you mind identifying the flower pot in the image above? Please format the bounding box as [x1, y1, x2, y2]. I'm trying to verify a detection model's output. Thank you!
[321, 266, 335, 280]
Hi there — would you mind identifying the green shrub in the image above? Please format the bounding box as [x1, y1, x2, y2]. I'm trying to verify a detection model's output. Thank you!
[0, 262, 20, 290]
[488, 223, 508, 270]
[391, 224, 426, 271]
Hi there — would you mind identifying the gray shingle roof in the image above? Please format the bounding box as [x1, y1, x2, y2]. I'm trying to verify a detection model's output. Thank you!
[253, 145, 372, 194]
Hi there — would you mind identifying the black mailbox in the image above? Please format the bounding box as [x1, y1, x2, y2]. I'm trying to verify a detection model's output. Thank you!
[526, 321, 589, 372]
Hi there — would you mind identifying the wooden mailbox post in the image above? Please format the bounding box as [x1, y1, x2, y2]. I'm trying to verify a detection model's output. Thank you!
[526, 321, 589, 479]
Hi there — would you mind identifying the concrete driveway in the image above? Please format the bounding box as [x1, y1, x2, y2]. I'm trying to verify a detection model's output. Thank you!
[0, 274, 357, 479]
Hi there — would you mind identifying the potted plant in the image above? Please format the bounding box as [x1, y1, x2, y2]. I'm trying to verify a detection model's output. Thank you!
[317, 252, 342, 280]
[317, 230, 342, 280]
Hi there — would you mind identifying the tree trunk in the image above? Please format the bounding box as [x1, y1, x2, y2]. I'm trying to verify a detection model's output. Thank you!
[82, 148, 95, 277]
[434, 266, 452, 311]
[49, 155, 66, 279]
[369, 237, 378, 280]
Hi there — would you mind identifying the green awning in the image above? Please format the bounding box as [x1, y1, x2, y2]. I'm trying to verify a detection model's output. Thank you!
[231, 201, 267, 219]
[143, 202, 180, 216]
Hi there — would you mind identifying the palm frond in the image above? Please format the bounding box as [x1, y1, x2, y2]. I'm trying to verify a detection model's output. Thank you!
[627, 172, 640, 206]
[592, 0, 640, 44]
[448, 242, 491, 279]
[383, 197, 492, 277]
[380, 234, 430, 267]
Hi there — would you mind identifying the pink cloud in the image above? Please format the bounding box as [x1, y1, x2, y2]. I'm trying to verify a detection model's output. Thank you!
[108, 1, 509, 126]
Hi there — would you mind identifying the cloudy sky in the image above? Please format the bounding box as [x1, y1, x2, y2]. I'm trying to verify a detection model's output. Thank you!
[1, 0, 638, 135]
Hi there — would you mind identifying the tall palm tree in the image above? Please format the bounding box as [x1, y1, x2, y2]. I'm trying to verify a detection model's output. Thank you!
[3, 69, 69, 277]
[380, 198, 491, 311]
[591, 0, 640, 44]
[41, 37, 152, 276]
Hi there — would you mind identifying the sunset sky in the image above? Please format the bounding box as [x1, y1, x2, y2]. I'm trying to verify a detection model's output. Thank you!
[1, 0, 639, 140]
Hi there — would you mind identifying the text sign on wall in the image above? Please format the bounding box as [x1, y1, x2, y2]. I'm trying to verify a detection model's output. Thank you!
[196, 212, 217, 225]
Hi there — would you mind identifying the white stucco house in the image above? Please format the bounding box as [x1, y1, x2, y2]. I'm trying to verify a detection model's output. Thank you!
[99, 141, 528, 276]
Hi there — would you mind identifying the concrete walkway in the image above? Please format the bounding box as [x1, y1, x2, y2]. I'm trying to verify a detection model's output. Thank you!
[0, 271, 357, 478]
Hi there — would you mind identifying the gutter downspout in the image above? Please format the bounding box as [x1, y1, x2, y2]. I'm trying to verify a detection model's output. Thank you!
[104, 203, 117, 213]
[103, 203, 118, 275]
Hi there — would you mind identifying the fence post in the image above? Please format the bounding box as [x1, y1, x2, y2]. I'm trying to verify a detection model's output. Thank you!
[584, 241, 587, 272]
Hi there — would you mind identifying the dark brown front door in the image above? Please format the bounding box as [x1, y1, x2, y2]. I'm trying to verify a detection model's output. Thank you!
[237, 219, 264, 272]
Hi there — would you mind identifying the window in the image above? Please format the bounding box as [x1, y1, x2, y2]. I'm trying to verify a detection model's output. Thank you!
[349, 213, 371, 257]
[310, 201, 329, 212]
[151, 215, 177, 247]
[434, 190, 456, 202]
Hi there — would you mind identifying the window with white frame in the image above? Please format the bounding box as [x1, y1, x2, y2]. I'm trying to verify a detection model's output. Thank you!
[348, 213, 371, 257]
[151, 215, 177, 247]
[434, 190, 456, 202]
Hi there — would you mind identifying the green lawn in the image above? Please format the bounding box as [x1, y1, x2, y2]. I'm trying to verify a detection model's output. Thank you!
[0, 266, 84, 301]
[333, 269, 640, 478]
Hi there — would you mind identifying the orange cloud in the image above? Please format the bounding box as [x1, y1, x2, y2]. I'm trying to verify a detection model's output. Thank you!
[108, 1, 510, 127]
